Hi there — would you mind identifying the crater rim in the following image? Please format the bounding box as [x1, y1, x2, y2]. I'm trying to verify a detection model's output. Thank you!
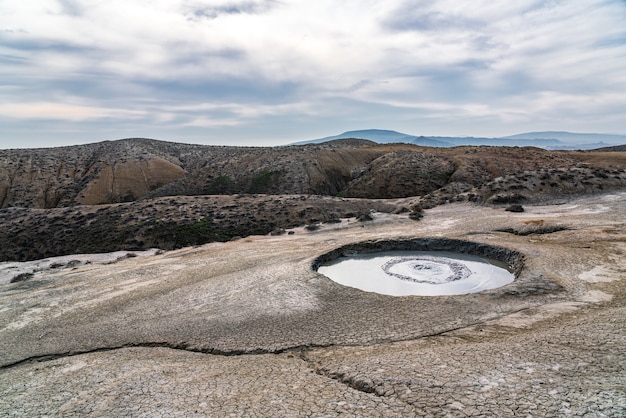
[312, 238, 525, 273]
[312, 238, 525, 296]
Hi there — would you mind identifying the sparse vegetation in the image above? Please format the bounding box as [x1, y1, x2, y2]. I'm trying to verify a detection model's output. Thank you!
[495, 224, 570, 236]
[204, 175, 232, 194]
[248, 170, 281, 193]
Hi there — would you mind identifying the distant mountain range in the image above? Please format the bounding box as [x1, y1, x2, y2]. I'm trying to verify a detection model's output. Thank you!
[294, 129, 626, 150]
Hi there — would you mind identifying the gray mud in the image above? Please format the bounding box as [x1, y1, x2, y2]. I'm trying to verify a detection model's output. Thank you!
[1, 193, 625, 416]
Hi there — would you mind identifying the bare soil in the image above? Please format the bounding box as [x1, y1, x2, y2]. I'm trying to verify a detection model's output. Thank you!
[1, 192, 624, 416]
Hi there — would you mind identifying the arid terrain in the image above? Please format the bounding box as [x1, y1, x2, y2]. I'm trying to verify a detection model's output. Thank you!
[0, 139, 625, 416]
[1, 192, 625, 416]
[1, 138, 626, 261]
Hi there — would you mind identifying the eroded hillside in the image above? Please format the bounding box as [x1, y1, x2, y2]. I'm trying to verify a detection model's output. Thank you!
[1, 138, 626, 209]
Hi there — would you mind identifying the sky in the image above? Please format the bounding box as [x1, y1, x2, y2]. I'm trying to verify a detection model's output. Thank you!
[1, 0, 626, 148]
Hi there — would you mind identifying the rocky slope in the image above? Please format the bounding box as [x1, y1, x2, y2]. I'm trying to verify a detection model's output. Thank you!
[2, 138, 626, 209]
[0, 138, 383, 208]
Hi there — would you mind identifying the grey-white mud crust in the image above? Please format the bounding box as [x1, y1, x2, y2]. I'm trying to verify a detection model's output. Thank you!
[1, 193, 625, 416]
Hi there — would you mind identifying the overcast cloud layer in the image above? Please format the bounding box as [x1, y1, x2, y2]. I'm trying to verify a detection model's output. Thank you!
[1, 0, 625, 147]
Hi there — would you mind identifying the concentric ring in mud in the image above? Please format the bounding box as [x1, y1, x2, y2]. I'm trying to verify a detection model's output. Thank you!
[314, 238, 523, 296]
[382, 256, 472, 285]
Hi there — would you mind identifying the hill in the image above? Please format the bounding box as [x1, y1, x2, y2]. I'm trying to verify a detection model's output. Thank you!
[1, 138, 625, 260]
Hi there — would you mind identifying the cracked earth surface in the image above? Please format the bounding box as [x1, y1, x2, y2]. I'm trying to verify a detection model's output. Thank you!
[1, 193, 625, 416]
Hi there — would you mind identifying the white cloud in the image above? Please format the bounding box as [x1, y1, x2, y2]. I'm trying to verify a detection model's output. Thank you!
[0, 0, 625, 146]
[0, 101, 146, 121]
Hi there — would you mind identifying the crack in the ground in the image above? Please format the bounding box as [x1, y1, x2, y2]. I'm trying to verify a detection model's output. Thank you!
[285, 305, 569, 401]
[0, 341, 337, 371]
[0, 308, 546, 372]
[296, 350, 376, 395]
[294, 350, 420, 412]
[288, 323, 493, 403]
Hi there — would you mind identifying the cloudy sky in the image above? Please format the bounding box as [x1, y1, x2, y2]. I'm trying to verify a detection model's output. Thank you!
[1, 0, 625, 148]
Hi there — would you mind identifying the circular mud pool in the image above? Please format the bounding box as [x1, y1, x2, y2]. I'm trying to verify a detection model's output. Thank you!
[314, 239, 521, 296]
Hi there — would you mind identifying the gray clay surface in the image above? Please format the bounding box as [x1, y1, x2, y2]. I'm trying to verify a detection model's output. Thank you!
[1, 193, 625, 416]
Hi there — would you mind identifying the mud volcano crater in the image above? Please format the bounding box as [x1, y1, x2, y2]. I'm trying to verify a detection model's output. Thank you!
[313, 238, 525, 296]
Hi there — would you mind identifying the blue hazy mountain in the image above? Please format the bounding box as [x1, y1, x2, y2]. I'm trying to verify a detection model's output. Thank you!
[292, 129, 453, 147]
[295, 129, 626, 149]
[500, 131, 626, 149]
[502, 131, 626, 142]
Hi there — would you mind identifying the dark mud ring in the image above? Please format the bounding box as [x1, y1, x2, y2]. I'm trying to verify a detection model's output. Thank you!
[312, 237, 525, 276]
[382, 255, 472, 284]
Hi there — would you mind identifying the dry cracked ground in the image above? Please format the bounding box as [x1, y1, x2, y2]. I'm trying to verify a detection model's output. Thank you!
[1, 193, 625, 417]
